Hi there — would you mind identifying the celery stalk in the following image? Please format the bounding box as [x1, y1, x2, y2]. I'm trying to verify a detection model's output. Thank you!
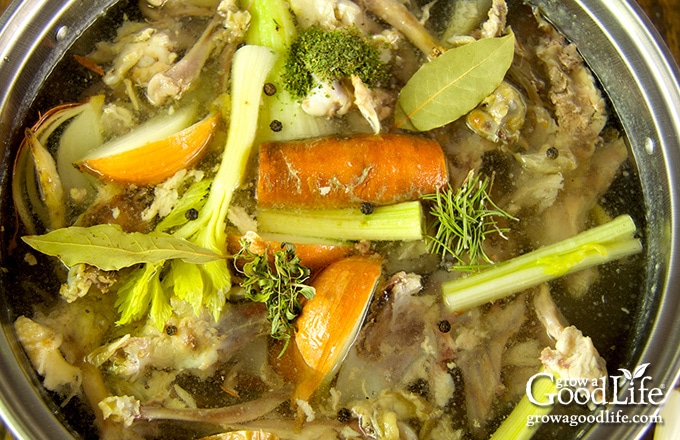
[490, 372, 557, 440]
[199, 46, 276, 245]
[176, 45, 276, 243]
[257, 201, 424, 241]
[245, 0, 339, 143]
[442, 215, 642, 312]
[168, 45, 276, 321]
[245, 0, 296, 53]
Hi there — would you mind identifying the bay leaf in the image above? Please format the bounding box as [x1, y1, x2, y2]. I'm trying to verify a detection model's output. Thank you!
[394, 33, 515, 132]
[22, 224, 222, 271]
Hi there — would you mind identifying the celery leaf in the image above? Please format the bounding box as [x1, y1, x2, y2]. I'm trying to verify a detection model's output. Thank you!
[155, 179, 211, 233]
[115, 262, 163, 326]
[167, 259, 204, 316]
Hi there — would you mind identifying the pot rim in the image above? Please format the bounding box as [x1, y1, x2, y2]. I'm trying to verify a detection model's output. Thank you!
[0, 0, 678, 439]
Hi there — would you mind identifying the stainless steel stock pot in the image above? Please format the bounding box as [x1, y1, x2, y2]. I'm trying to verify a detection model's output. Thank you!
[0, 0, 678, 438]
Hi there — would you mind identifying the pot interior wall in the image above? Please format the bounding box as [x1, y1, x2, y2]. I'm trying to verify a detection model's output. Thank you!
[0, 2, 135, 438]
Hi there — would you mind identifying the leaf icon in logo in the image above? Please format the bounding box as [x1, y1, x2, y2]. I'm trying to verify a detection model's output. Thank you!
[618, 368, 633, 381]
[633, 363, 650, 380]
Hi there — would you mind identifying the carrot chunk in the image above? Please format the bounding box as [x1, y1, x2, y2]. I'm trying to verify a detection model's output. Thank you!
[257, 133, 448, 208]
[227, 232, 352, 273]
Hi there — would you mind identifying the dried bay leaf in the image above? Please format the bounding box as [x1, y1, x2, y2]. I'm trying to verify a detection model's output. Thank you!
[22, 224, 222, 271]
[394, 33, 515, 131]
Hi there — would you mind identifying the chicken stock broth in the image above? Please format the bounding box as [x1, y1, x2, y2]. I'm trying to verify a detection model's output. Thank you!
[1, 0, 650, 439]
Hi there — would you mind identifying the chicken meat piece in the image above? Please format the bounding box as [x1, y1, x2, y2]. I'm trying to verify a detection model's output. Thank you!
[147, 0, 249, 105]
[351, 75, 382, 134]
[301, 78, 353, 118]
[444, 294, 527, 437]
[14, 316, 83, 400]
[146, 18, 224, 106]
[533, 284, 607, 401]
[59, 263, 117, 303]
[87, 300, 268, 378]
[466, 81, 526, 144]
[535, 14, 607, 162]
[363, 0, 444, 59]
[93, 22, 179, 90]
[334, 272, 455, 411]
[289, 0, 377, 32]
[479, 0, 508, 39]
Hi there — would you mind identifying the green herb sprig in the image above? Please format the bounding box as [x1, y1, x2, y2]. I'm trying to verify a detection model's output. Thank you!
[422, 170, 517, 271]
[234, 241, 315, 356]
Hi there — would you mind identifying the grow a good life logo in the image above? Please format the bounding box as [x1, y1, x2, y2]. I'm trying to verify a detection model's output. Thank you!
[525, 363, 666, 427]
[528, 363, 665, 406]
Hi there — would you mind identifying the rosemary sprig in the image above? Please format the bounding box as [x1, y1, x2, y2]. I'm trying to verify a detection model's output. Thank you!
[234, 240, 315, 355]
[422, 170, 517, 271]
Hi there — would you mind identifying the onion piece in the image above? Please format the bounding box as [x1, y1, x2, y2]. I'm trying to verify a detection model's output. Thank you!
[292, 255, 382, 402]
[12, 100, 98, 234]
[77, 107, 219, 185]
[56, 94, 105, 201]
[23, 129, 66, 230]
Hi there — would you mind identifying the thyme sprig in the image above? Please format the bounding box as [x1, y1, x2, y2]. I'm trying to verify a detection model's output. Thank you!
[234, 240, 315, 356]
[423, 170, 517, 271]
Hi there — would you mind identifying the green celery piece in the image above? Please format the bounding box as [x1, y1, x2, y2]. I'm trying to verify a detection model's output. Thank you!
[246, 0, 339, 143]
[167, 45, 277, 322]
[22, 224, 223, 271]
[155, 179, 211, 233]
[489, 371, 556, 440]
[199, 259, 231, 321]
[149, 273, 173, 331]
[442, 214, 642, 312]
[259, 232, 348, 246]
[167, 259, 204, 316]
[257, 201, 424, 241]
[175, 45, 277, 244]
[115, 261, 165, 327]
[245, 0, 296, 53]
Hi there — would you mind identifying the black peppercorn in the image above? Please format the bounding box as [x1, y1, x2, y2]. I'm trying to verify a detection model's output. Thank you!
[546, 146, 559, 159]
[337, 407, 352, 423]
[270, 119, 283, 132]
[185, 208, 199, 220]
[165, 325, 178, 336]
[360, 202, 374, 215]
[438, 319, 451, 333]
[263, 82, 277, 96]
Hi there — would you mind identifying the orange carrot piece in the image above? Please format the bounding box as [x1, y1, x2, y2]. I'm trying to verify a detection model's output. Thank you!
[257, 133, 449, 209]
[78, 113, 220, 185]
[292, 255, 382, 402]
[227, 232, 352, 273]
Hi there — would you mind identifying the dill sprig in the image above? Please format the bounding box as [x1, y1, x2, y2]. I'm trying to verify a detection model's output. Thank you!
[234, 241, 315, 356]
[423, 170, 517, 271]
